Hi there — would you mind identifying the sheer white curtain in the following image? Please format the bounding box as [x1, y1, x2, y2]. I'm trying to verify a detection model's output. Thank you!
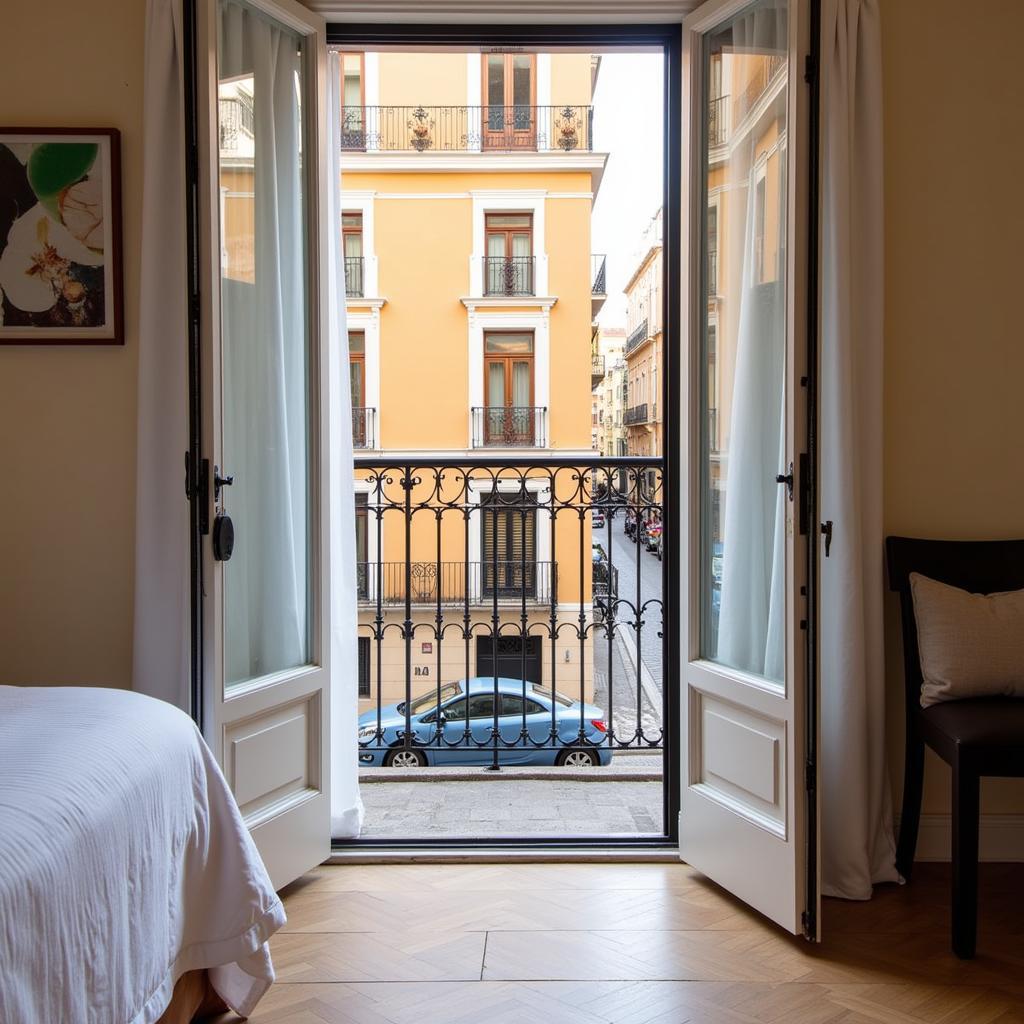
[715, 1, 788, 681]
[327, 50, 363, 838]
[820, 0, 898, 898]
[220, 0, 308, 682]
[133, 0, 190, 708]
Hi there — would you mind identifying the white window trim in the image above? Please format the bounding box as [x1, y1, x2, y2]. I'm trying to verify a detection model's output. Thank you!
[466, 477, 553, 605]
[466, 308, 550, 449]
[470, 189, 548, 297]
[466, 54, 482, 152]
[341, 190, 379, 298]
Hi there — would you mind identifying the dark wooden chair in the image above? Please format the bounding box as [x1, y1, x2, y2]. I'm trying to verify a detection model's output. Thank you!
[885, 536, 1024, 959]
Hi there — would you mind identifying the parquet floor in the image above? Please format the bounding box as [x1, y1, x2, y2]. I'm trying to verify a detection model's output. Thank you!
[215, 862, 1024, 1023]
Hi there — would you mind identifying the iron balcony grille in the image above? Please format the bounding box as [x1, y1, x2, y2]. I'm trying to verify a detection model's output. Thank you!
[708, 249, 718, 297]
[352, 406, 375, 449]
[344, 256, 364, 298]
[354, 457, 665, 761]
[591, 254, 607, 294]
[471, 406, 547, 448]
[624, 403, 649, 426]
[356, 561, 556, 606]
[219, 94, 254, 151]
[483, 256, 535, 296]
[591, 354, 606, 382]
[708, 94, 730, 147]
[625, 319, 649, 354]
[340, 105, 593, 153]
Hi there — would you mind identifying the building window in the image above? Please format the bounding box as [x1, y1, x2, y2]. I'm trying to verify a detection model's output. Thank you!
[707, 323, 718, 451]
[343, 212, 363, 297]
[483, 331, 534, 445]
[340, 53, 365, 150]
[482, 53, 536, 149]
[484, 213, 533, 295]
[357, 636, 370, 698]
[348, 329, 369, 448]
[481, 489, 538, 599]
[707, 204, 718, 295]
[355, 493, 368, 599]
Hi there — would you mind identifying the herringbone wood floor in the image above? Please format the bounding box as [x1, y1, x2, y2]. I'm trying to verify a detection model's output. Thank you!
[212, 862, 1024, 1023]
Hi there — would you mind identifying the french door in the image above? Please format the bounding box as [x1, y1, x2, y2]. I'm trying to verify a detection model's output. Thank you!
[482, 53, 536, 150]
[679, 0, 819, 937]
[195, 0, 331, 890]
[484, 331, 534, 446]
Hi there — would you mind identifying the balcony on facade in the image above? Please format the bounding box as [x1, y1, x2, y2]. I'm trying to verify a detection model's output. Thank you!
[341, 105, 593, 154]
[591, 353, 606, 389]
[483, 256, 535, 297]
[344, 256, 365, 298]
[357, 560, 556, 608]
[708, 94, 730, 148]
[625, 318, 650, 355]
[471, 406, 548, 448]
[624, 403, 649, 426]
[352, 407, 376, 449]
[591, 253, 607, 316]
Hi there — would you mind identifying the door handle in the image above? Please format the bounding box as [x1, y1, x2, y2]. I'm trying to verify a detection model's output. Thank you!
[776, 462, 794, 501]
[213, 466, 234, 502]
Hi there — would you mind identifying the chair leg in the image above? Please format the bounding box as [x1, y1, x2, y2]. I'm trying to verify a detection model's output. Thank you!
[896, 724, 925, 881]
[951, 761, 980, 959]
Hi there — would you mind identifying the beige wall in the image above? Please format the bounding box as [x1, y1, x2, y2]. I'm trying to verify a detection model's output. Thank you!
[0, 0, 143, 688]
[882, 0, 1024, 817]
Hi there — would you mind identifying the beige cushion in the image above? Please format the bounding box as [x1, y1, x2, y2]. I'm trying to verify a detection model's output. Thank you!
[910, 572, 1024, 707]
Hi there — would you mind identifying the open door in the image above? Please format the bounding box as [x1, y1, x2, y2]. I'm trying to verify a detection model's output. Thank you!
[679, 0, 819, 937]
[195, 0, 331, 891]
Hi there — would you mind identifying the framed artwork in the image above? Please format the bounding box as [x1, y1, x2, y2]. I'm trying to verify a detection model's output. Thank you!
[0, 128, 123, 345]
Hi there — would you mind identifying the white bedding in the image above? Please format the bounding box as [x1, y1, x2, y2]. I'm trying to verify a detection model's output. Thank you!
[0, 685, 286, 1024]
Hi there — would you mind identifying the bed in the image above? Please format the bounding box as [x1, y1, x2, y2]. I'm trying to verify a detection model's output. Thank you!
[0, 685, 286, 1023]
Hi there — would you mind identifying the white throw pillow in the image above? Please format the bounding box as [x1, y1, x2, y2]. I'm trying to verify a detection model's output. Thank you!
[909, 572, 1024, 708]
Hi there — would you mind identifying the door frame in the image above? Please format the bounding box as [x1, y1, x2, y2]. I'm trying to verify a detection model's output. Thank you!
[324, 22, 681, 850]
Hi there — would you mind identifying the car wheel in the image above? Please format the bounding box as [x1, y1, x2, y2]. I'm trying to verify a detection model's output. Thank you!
[557, 747, 600, 767]
[384, 746, 427, 768]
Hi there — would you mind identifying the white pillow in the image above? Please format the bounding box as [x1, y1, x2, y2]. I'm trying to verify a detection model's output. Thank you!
[909, 572, 1024, 708]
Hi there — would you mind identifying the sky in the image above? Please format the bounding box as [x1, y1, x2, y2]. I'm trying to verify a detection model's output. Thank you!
[590, 52, 665, 329]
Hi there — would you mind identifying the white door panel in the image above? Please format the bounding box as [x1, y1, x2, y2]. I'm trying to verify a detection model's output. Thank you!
[196, 0, 331, 892]
[679, 0, 818, 938]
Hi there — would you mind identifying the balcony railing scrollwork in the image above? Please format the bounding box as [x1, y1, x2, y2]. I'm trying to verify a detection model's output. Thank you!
[354, 456, 665, 763]
[483, 256, 535, 296]
[624, 404, 649, 426]
[471, 406, 547, 448]
[591, 254, 607, 295]
[341, 105, 593, 153]
[625, 319, 649, 355]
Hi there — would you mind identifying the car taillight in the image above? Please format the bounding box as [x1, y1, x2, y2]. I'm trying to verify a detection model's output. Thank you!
[590, 719, 607, 733]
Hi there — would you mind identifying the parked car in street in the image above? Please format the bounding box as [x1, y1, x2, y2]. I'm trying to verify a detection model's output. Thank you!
[358, 677, 612, 767]
[592, 544, 618, 622]
[644, 516, 661, 553]
[591, 508, 606, 530]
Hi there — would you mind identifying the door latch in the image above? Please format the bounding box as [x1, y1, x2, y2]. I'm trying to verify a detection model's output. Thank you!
[776, 462, 794, 501]
[822, 520, 834, 557]
[213, 466, 234, 502]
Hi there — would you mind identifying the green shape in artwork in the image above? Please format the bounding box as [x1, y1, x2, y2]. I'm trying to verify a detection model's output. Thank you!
[27, 143, 98, 209]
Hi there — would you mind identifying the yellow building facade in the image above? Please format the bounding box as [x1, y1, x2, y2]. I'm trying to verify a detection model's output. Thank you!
[336, 51, 608, 711]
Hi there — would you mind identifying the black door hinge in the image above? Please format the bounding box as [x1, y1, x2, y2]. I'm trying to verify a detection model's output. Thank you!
[776, 462, 795, 501]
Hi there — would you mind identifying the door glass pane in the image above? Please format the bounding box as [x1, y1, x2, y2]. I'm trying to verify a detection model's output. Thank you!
[512, 360, 531, 406]
[487, 360, 506, 406]
[700, 0, 788, 683]
[512, 55, 532, 129]
[487, 55, 505, 130]
[218, 0, 311, 687]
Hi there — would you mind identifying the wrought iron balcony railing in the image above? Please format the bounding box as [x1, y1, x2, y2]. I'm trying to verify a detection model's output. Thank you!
[624, 403, 649, 426]
[352, 406, 376, 449]
[471, 406, 547, 448]
[625, 319, 649, 355]
[344, 255, 364, 298]
[708, 94, 730, 147]
[356, 560, 556, 606]
[591, 353, 606, 386]
[341, 105, 593, 154]
[591, 254, 607, 295]
[219, 94, 254, 151]
[483, 256, 535, 296]
[734, 54, 786, 126]
[354, 456, 665, 763]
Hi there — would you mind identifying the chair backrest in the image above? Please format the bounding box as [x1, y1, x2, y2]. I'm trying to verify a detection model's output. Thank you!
[885, 536, 1024, 712]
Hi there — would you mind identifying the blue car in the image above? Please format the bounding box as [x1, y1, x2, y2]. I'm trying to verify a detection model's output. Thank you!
[358, 677, 612, 768]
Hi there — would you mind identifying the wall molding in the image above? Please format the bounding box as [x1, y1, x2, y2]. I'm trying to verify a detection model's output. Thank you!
[897, 813, 1024, 863]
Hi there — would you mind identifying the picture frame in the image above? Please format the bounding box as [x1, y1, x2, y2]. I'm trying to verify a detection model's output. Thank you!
[0, 128, 123, 345]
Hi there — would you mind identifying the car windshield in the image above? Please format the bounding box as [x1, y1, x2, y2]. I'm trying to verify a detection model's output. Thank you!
[530, 683, 574, 707]
[408, 682, 461, 716]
